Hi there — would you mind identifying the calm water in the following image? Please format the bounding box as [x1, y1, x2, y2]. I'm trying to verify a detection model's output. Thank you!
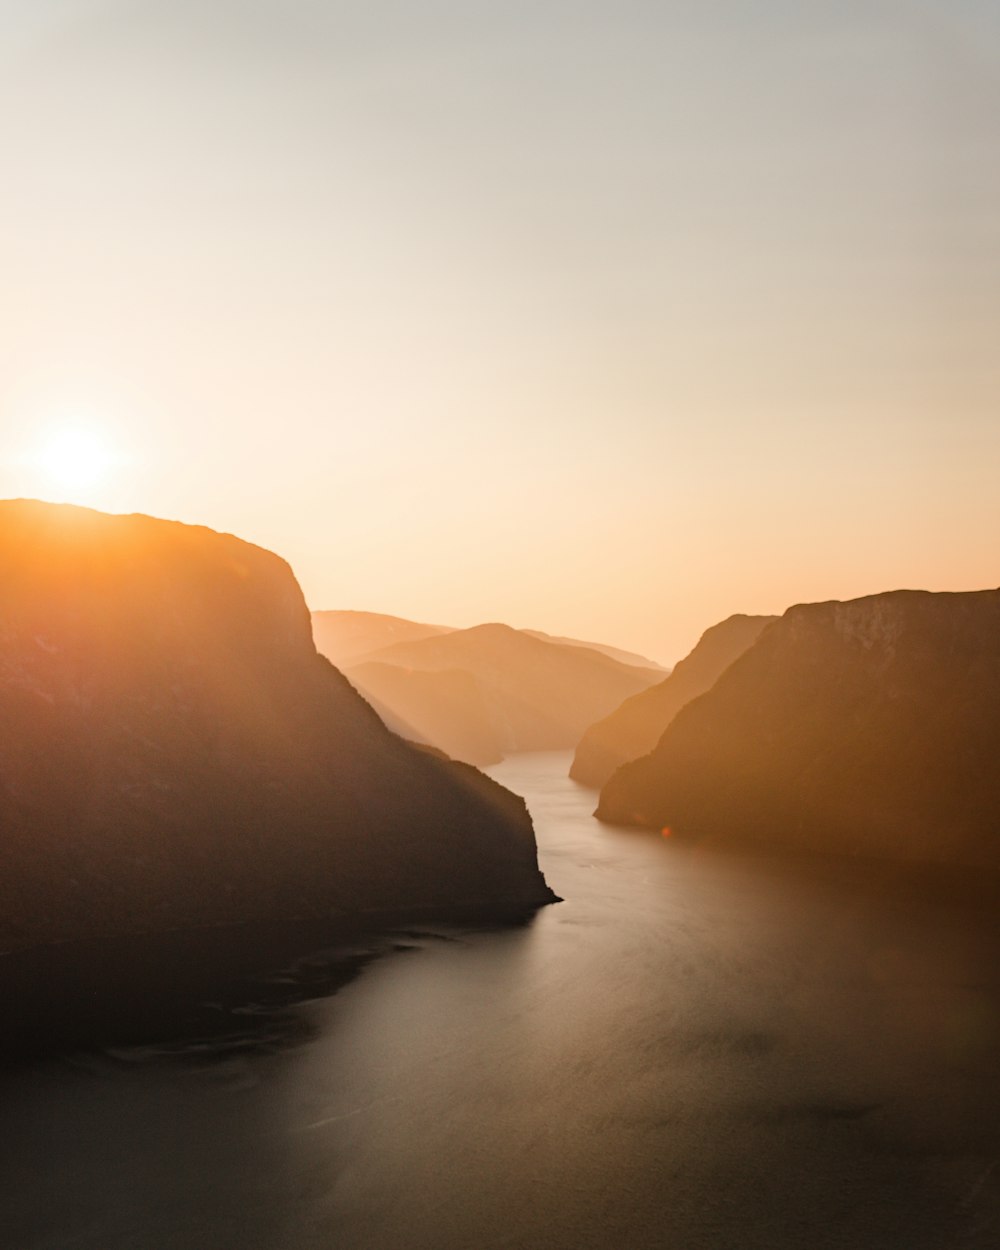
[3, 752, 1000, 1249]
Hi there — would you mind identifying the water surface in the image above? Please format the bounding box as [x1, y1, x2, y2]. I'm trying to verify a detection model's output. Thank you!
[4, 752, 999, 1248]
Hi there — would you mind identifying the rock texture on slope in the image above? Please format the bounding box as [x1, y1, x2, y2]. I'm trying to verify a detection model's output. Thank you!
[343, 623, 663, 764]
[597, 590, 1000, 869]
[570, 614, 776, 788]
[0, 501, 555, 956]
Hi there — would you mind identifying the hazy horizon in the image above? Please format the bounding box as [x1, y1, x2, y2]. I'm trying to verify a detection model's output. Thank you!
[1, 1, 997, 663]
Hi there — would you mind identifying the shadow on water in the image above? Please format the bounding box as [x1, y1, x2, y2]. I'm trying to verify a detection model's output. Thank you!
[0, 907, 543, 1065]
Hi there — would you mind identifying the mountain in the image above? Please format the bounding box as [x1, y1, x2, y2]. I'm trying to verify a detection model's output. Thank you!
[0, 501, 555, 963]
[521, 630, 666, 671]
[311, 611, 664, 674]
[570, 614, 777, 787]
[311, 609, 451, 667]
[345, 623, 663, 760]
[345, 662, 505, 766]
[596, 590, 1000, 869]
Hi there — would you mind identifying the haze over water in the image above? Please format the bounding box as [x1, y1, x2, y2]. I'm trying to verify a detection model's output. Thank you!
[4, 753, 999, 1248]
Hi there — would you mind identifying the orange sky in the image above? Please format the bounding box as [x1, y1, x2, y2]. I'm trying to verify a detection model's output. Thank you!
[1, 3, 997, 665]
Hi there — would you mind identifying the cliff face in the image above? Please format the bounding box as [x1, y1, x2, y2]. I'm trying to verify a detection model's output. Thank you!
[345, 623, 663, 760]
[570, 614, 776, 788]
[0, 501, 554, 955]
[597, 590, 1000, 869]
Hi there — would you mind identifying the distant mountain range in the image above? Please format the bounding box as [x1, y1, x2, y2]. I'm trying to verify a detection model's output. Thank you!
[312, 609, 665, 672]
[519, 629, 668, 672]
[347, 662, 506, 766]
[597, 590, 1000, 870]
[571, 614, 776, 787]
[312, 611, 665, 765]
[311, 610, 452, 668]
[0, 501, 555, 966]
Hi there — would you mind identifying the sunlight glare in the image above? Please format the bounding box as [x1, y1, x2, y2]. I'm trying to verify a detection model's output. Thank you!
[34, 425, 121, 503]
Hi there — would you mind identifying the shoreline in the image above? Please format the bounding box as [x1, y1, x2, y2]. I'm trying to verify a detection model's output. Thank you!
[0, 898, 553, 1064]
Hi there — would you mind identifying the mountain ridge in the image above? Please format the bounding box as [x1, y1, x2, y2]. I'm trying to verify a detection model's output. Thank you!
[571, 613, 777, 787]
[596, 588, 1000, 870]
[0, 500, 555, 959]
[343, 622, 663, 763]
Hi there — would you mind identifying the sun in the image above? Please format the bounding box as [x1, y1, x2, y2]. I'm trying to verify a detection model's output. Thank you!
[34, 425, 122, 504]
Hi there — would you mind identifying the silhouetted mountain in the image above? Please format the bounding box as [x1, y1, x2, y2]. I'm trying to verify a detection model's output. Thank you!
[311, 609, 451, 667]
[521, 630, 666, 671]
[312, 611, 663, 674]
[346, 623, 663, 759]
[571, 614, 776, 787]
[347, 662, 505, 766]
[597, 590, 1000, 869]
[0, 501, 555, 961]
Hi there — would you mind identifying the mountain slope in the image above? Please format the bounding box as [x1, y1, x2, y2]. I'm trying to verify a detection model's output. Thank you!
[311, 609, 452, 667]
[348, 623, 663, 758]
[0, 501, 555, 958]
[521, 629, 666, 671]
[345, 662, 505, 766]
[571, 614, 776, 787]
[596, 590, 1000, 869]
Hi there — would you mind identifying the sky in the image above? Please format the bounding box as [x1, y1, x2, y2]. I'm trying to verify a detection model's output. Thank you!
[1, 0, 997, 665]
